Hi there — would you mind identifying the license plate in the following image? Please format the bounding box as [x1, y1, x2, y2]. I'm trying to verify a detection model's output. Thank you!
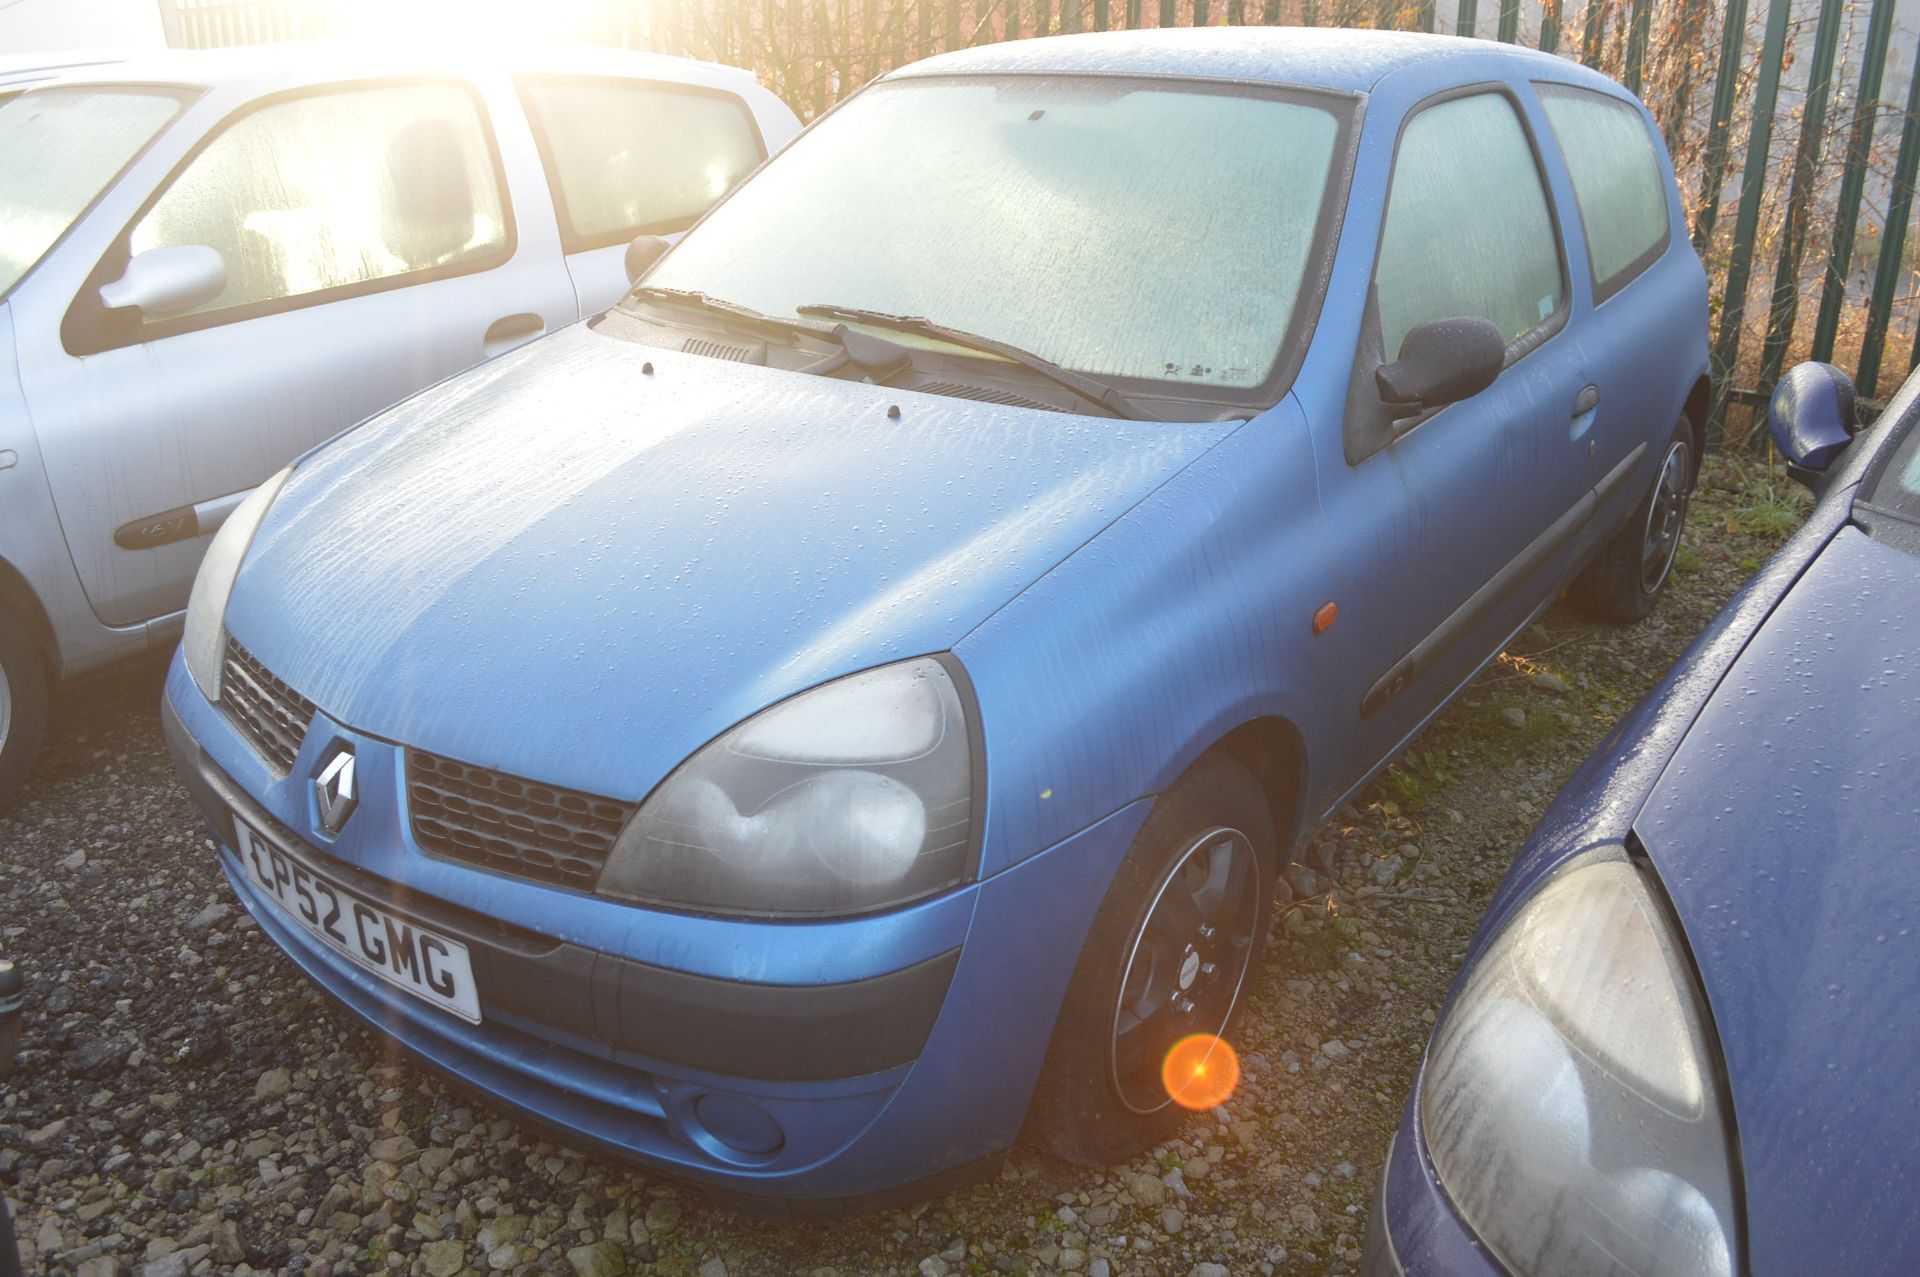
[233, 816, 481, 1024]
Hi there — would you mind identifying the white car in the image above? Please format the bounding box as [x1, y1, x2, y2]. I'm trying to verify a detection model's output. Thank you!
[0, 45, 801, 803]
[0, 50, 128, 104]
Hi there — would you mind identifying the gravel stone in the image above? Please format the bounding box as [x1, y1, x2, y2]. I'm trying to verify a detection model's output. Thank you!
[567, 1239, 627, 1277]
[252, 1066, 292, 1099]
[422, 1239, 467, 1277]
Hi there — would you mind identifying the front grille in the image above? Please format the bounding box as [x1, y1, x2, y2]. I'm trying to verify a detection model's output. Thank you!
[221, 639, 316, 773]
[407, 750, 634, 890]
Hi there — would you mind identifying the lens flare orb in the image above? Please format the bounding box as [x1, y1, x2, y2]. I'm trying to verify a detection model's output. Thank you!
[1162, 1033, 1240, 1111]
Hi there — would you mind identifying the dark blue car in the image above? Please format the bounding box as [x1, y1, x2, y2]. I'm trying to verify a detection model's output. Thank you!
[1363, 359, 1920, 1276]
[163, 28, 1708, 1211]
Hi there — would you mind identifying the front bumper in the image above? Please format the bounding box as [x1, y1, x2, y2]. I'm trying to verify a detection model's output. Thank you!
[163, 653, 1150, 1208]
[1361, 1087, 1521, 1275]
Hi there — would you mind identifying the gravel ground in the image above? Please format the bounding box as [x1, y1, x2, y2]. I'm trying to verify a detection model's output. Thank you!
[1, 459, 1802, 1277]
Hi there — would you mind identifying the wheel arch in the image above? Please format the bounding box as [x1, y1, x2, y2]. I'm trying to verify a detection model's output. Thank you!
[1683, 374, 1710, 482]
[0, 554, 56, 676]
[1195, 714, 1310, 868]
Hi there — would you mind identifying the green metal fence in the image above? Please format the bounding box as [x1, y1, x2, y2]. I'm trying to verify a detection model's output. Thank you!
[164, 0, 1920, 449]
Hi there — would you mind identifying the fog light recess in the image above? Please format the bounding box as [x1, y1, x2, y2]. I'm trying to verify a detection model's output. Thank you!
[691, 1092, 786, 1157]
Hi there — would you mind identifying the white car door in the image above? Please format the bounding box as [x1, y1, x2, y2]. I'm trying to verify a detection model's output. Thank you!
[14, 73, 575, 629]
[515, 73, 784, 314]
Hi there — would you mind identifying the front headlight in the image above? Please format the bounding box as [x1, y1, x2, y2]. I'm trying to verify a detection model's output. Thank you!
[182, 466, 292, 699]
[1421, 847, 1739, 1277]
[597, 656, 975, 917]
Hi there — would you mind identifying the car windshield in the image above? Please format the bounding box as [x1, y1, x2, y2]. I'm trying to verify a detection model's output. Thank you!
[645, 75, 1351, 399]
[0, 86, 185, 298]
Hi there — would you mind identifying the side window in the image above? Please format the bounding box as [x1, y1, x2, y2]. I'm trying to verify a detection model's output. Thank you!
[1374, 92, 1565, 362]
[518, 77, 764, 250]
[1538, 84, 1671, 301]
[128, 82, 510, 320]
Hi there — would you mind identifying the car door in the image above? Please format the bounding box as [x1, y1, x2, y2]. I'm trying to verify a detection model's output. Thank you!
[1316, 85, 1595, 792]
[1535, 80, 1683, 497]
[17, 75, 576, 629]
[515, 73, 770, 314]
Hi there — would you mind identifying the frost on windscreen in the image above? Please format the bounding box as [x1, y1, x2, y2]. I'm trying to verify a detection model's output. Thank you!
[130, 84, 506, 316]
[651, 76, 1343, 390]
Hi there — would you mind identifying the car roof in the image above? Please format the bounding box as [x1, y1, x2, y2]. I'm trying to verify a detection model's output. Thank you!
[37, 41, 761, 95]
[0, 50, 132, 75]
[891, 26, 1612, 95]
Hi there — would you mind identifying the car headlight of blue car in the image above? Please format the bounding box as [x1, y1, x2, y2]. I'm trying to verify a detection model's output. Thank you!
[1419, 846, 1739, 1277]
[181, 464, 293, 700]
[598, 656, 975, 917]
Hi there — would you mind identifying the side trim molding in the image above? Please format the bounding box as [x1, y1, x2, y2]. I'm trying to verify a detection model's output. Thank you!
[1361, 442, 1647, 719]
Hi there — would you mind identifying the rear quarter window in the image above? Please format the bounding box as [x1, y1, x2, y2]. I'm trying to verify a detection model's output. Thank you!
[1538, 83, 1671, 302]
[518, 76, 765, 251]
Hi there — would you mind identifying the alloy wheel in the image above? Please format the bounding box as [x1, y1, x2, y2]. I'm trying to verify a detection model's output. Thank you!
[1641, 439, 1692, 594]
[1110, 826, 1260, 1114]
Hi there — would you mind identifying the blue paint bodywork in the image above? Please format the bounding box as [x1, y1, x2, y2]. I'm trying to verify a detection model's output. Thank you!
[166, 29, 1711, 1205]
[1369, 371, 1920, 1275]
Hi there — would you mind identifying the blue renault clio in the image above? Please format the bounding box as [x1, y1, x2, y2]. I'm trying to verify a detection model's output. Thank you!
[164, 28, 1708, 1212]
[1361, 363, 1920, 1276]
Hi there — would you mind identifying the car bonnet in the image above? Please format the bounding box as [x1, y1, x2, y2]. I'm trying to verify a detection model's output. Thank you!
[224, 323, 1238, 803]
[1632, 524, 1920, 1272]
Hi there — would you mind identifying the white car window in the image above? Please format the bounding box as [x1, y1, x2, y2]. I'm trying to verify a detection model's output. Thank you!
[519, 77, 763, 248]
[130, 81, 510, 318]
[0, 87, 183, 297]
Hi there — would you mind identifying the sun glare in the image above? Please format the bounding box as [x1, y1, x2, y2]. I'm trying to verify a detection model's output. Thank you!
[1162, 1033, 1240, 1111]
[330, 0, 624, 48]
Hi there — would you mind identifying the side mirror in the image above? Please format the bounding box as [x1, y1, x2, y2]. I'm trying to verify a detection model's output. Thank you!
[99, 245, 226, 317]
[624, 234, 671, 285]
[1769, 361, 1856, 489]
[1376, 316, 1506, 413]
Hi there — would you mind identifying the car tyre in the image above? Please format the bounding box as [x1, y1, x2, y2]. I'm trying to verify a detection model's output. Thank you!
[0, 610, 49, 810]
[1574, 420, 1695, 624]
[1029, 751, 1277, 1165]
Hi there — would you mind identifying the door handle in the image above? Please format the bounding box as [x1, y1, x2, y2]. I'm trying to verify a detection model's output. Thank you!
[1572, 384, 1601, 417]
[483, 313, 545, 355]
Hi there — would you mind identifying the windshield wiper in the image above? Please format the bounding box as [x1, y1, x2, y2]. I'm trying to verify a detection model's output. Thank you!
[628, 286, 828, 341]
[796, 303, 1150, 419]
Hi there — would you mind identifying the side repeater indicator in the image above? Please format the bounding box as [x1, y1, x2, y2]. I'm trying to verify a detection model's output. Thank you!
[1312, 601, 1338, 635]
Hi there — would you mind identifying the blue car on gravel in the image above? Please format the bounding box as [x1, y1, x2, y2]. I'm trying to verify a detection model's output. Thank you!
[1362, 359, 1920, 1276]
[164, 28, 1708, 1213]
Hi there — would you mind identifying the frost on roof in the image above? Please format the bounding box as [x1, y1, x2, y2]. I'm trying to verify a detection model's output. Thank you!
[892, 26, 1571, 92]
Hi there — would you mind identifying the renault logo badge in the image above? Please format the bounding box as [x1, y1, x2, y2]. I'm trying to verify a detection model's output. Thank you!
[314, 747, 358, 836]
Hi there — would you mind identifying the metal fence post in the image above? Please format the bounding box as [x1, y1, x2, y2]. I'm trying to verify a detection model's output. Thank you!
[1623, 0, 1650, 93]
[1497, 0, 1518, 42]
[1690, 0, 1749, 251]
[1857, 34, 1920, 399]
[1455, 0, 1476, 37]
[1580, 0, 1606, 67]
[1811, 0, 1897, 364]
[1706, 0, 1793, 446]
[1757, 0, 1845, 415]
[1539, 0, 1562, 53]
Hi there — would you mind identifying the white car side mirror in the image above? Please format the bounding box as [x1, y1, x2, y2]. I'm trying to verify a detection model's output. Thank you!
[99, 245, 227, 317]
